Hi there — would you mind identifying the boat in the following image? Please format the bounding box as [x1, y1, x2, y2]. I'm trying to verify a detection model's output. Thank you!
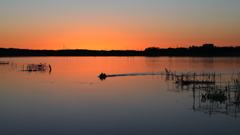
[99, 73, 107, 80]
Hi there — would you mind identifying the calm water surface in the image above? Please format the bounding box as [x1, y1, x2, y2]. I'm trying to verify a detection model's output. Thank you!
[0, 57, 240, 135]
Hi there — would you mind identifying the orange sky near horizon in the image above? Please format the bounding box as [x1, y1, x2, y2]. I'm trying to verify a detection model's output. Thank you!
[1, 0, 240, 50]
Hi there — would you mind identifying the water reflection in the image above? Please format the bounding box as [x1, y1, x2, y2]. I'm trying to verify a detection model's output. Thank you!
[102, 68, 240, 118]
[0, 61, 10, 64]
[1, 57, 240, 135]
[202, 57, 214, 69]
[165, 70, 240, 118]
[2, 62, 52, 74]
[21, 63, 52, 74]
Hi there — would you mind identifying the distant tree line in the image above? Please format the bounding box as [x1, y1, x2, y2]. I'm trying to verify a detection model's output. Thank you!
[144, 44, 240, 56]
[1, 44, 240, 57]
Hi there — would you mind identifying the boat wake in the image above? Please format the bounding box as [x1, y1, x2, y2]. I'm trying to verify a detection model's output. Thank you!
[99, 69, 240, 80]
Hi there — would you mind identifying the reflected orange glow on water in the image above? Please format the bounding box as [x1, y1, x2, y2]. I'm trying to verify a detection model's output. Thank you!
[1, 56, 240, 96]
[1, 57, 240, 135]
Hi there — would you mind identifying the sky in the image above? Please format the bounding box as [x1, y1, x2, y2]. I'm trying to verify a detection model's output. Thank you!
[1, 0, 240, 50]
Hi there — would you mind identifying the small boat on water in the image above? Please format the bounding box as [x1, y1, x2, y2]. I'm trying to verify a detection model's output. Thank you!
[99, 73, 107, 80]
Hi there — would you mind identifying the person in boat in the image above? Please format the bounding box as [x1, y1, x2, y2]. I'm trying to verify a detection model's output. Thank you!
[100, 73, 106, 77]
[99, 73, 107, 80]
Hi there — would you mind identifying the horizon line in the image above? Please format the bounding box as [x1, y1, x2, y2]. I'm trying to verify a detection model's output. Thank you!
[1, 44, 240, 51]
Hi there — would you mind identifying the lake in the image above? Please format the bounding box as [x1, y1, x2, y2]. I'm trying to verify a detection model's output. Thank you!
[0, 57, 240, 135]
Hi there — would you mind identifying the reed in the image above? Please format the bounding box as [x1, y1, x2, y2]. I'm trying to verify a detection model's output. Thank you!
[165, 68, 240, 117]
[22, 63, 52, 73]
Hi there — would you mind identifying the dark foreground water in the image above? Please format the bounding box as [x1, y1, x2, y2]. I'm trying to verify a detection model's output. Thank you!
[0, 57, 240, 135]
